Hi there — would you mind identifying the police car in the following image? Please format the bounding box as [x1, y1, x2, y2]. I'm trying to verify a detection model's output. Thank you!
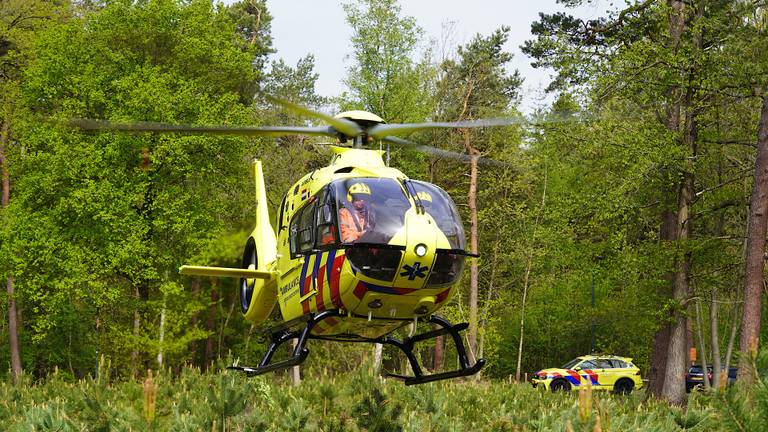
[532, 355, 643, 394]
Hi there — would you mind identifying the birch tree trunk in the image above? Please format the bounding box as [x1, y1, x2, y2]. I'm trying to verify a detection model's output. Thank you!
[131, 285, 141, 379]
[291, 339, 301, 386]
[157, 296, 166, 369]
[710, 288, 722, 391]
[723, 301, 740, 387]
[739, 93, 768, 384]
[373, 343, 383, 375]
[515, 168, 547, 382]
[695, 300, 710, 390]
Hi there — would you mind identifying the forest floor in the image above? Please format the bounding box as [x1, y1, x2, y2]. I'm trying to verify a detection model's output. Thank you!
[0, 364, 761, 431]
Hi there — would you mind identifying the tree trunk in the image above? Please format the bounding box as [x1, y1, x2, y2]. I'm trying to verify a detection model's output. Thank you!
[695, 300, 710, 389]
[739, 93, 768, 384]
[710, 288, 722, 391]
[291, 339, 301, 386]
[464, 131, 480, 365]
[661, 117, 696, 404]
[723, 300, 740, 387]
[1, 119, 22, 383]
[515, 168, 547, 381]
[648, 212, 676, 396]
[433, 334, 444, 371]
[649, 0, 687, 398]
[205, 280, 219, 371]
[660, 0, 702, 405]
[189, 278, 200, 366]
[157, 295, 166, 369]
[218, 293, 235, 357]
[373, 343, 383, 374]
[662, 85, 697, 406]
[131, 285, 141, 379]
[660, 244, 691, 406]
[648, 324, 671, 396]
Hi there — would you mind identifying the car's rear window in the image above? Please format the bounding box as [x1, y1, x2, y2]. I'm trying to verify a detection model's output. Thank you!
[609, 359, 629, 368]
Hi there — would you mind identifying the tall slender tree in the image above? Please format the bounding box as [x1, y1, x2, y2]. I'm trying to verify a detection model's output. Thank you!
[436, 27, 521, 363]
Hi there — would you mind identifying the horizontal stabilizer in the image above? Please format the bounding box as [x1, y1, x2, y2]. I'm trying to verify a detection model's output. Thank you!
[179, 265, 278, 279]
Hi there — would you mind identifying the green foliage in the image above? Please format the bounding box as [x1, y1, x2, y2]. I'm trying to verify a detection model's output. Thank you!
[352, 387, 403, 432]
[341, 0, 434, 123]
[3, 368, 750, 431]
[1, 0, 271, 377]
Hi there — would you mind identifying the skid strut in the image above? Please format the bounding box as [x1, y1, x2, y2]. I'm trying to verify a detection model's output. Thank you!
[227, 311, 484, 385]
[383, 315, 485, 385]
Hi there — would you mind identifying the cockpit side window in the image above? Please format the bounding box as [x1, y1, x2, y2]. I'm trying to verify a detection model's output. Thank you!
[290, 200, 317, 257]
[410, 181, 466, 250]
[278, 194, 288, 233]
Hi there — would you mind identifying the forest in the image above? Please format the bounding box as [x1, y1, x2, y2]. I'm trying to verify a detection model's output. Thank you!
[2, 0, 768, 429]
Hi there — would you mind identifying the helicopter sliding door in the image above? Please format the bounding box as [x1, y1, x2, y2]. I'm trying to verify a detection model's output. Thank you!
[288, 188, 338, 257]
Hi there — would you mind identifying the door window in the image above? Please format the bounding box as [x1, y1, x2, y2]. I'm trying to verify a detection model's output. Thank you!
[290, 200, 317, 257]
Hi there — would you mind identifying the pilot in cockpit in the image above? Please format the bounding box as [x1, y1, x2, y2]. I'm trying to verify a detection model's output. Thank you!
[339, 182, 371, 243]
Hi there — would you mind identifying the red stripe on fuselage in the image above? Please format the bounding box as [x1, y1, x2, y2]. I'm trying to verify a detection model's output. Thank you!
[301, 272, 312, 314]
[353, 281, 367, 299]
[330, 255, 345, 308]
[436, 289, 451, 304]
[315, 263, 326, 312]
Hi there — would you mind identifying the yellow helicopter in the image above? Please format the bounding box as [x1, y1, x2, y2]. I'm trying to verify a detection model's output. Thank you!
[75, 97, 514, 385]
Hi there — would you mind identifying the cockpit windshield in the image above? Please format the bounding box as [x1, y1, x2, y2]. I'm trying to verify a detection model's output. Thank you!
[410, 181, 466, 250]
[333, 178, 411, 245]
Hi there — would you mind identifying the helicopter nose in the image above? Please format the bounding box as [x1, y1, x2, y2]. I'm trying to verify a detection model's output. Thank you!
[393, 212, 438, 289]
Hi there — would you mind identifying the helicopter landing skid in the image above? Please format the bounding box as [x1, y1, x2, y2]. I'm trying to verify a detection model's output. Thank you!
[382, 315, 485, 385]
[227, 310, 344, 377]
[227, 311, 485, 385]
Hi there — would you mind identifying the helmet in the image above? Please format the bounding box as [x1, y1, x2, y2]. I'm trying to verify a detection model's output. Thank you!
[415, 191, 432, 203]
[347, 182, 372, 202]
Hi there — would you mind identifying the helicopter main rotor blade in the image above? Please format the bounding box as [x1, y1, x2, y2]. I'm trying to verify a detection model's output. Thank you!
[367, 118, 526, 139]
[381, 136, 507, 167]
[70, 119, 338, 137]
[264, 95, 363, 138]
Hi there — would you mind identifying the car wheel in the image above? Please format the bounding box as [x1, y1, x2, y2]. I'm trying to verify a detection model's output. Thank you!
[613, 379, 634, 395]
[551, 379, 571, 393]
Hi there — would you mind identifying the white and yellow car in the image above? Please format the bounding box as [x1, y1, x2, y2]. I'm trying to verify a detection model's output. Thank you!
[532, 355, 643, 394]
